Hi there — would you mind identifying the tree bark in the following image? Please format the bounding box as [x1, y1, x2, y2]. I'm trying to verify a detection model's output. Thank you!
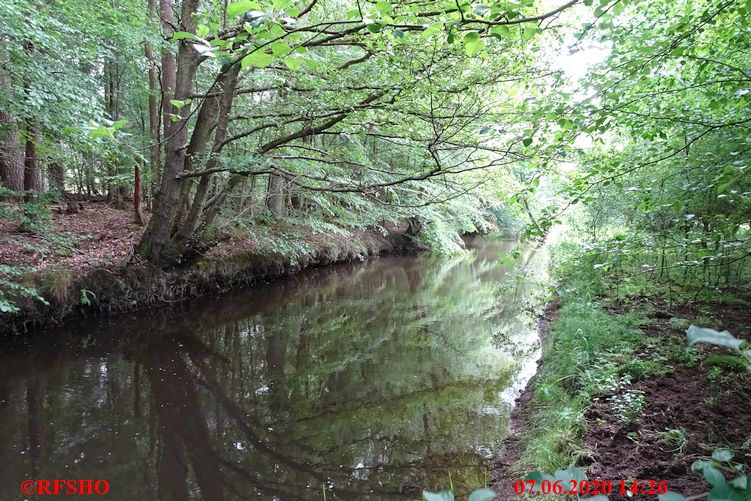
[160, 0, 177, 139]
[48, 163, 64, 192]
[0, 75, 24, 201]
[134, 159, 144, 226]
[137, 0, 201, 265]
[266, 174, 286, 216]
[145, 0, 161, 210]
[23, 125, 41, 202]
[163, 63, 241, 261]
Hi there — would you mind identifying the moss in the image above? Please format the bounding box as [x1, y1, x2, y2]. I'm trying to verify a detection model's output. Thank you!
[37, 267, 73, 305]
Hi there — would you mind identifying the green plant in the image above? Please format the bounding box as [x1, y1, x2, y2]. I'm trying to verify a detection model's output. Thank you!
[20, 194, 54, 233]
[686, 449, 749, 501]
[422, 488, 495, 501]
[517, 300, 643, 473]
[80, 289, 96, 306]
[608, 389, 646, 424]
[0, 265, 49, 313]
[519, 450, 749, 501]
[657, 428, 688, 454]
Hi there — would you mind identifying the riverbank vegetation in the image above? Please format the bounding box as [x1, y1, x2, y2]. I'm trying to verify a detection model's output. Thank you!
[1, 0, 750, 497]
[490, 0, 751, 492]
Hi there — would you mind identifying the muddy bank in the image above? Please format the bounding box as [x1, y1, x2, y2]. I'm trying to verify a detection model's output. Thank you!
[1, 227, 416, 335]
[490, 299, 562, 500]
[490, 293, 751, 501]
[580, 298, 751, 500]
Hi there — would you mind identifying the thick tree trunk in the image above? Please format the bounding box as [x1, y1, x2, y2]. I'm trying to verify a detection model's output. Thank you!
[137, 0, 201, 265]
[160, 0, 177, 140]
[163, 63, 241, 261]
[145, 0, 161, 207]
[266, 174, 286, 216]
[48, 163, 64, 192]
[0, 75, 24, 201]
[23, 126, 41, 202]
[134, 160, 144, 226]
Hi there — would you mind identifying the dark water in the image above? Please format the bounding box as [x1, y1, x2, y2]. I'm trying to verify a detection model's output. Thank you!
[0, 237, 546, 500]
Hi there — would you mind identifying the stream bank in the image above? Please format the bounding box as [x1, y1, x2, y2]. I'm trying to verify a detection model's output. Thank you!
[0, 236, 543, 499]
[0, 212, 418, 334]
[491, 292, 751, 500]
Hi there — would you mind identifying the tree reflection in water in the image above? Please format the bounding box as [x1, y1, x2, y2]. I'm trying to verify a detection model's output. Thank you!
[0, 238, 546, 500]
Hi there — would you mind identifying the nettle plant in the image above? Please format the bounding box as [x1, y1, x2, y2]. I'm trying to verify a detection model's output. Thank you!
[689, 450, 749, 501]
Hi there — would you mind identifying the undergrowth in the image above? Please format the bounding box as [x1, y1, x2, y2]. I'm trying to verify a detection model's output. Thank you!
[517, 300, 646, 473]
[512, 238, 751, 496]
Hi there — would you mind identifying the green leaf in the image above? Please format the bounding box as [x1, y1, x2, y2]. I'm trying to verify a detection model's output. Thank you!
[554, 467, 587, 483]
[464, 32, 484, 56]
[713, 449, 734, 463]
[659, 493, 688, 501]
[468, 489, 495, 501]
[422, 492, 454, 501]
[525, 469, 555, 490]
[375, 1, 393, 15]
[89, 127, 114, 139]
[366, 23, 383, 33]
[717, 178, 736, 194]
[196, 25, 210, 38]
[704, 465, 728, 487]
[522, 26, 537, 40]
[728, 475, 747, 490]
[490, 25, 510, 38]
[693, 460, 712, 471]
[242, 51, 275, 69]
[522, 137, 533, 147]
[172, 31, 199, 41]
[283, 56, 301, 70]
[708, 483, 745, 501]
[227, 0, 260, 18]
[463, 32, 480, 43]
[169, 99, 191, 109]
[270, 41, 291, 57]
[423, 22, 444, 37]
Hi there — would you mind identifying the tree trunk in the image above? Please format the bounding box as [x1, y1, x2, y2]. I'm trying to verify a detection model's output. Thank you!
[160, 0, 177, 139]
[23, 126, 41, 202]
[145, 0, 161, 206]
[266, 174, 286, 216]
[162, 62, 241, 261]
[48, 162, 64, 193]
[137, 0, 201, 265]
[134, 160, 144, 226]
[0, 75, 24, 201]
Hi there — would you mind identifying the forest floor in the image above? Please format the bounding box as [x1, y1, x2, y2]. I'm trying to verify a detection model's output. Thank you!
[491, 291, 751, 500]
[0, 201, 406, 333]
[0, 201, 393, 274]
[0, 201, 148, 277]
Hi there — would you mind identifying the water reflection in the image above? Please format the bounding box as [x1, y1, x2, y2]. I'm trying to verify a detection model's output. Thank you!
[0, 238, 546, 500]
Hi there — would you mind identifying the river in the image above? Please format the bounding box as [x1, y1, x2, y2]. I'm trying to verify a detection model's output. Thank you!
[0, 237, 547, 500]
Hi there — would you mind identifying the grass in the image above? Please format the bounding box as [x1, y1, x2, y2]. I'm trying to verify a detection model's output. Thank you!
[515, 300, 648, 474]
[509, 240, 751, 488]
